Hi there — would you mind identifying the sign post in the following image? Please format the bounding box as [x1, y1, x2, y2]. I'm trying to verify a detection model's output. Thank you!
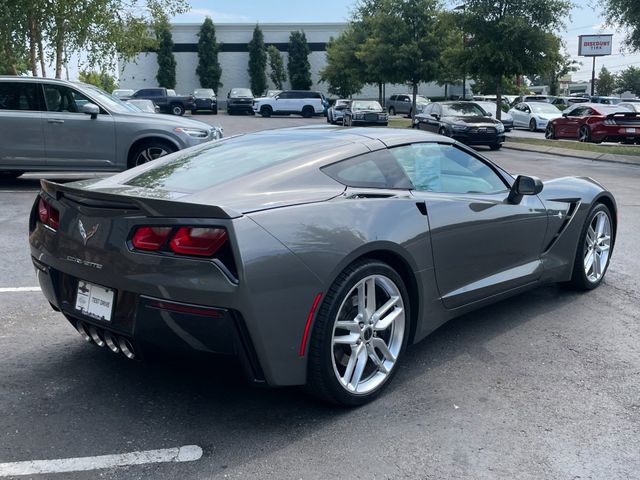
[578, 34, 613, 96]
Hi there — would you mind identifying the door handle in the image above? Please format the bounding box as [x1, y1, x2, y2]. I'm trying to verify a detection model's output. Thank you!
[47, 119, 64, 124]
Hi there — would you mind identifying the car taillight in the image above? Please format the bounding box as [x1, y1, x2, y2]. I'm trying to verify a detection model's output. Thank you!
[131, 227, 172, 251]
[130, 226, 228, 257]
[38, 197, 60, 230]
[169, 227, 228, 257]
[604, 118, 616, 125]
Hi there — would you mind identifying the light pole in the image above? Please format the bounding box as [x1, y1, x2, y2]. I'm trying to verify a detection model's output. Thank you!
[454, 3, 466, 100]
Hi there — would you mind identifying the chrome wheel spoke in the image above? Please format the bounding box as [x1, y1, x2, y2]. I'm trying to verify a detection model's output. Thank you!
[587, 226, 596, 246]
[334, 333, 360, 345]
[372, 337, 396, 363]
[365, 277, 376, 319]
[584, 211, 612, 282]
[348, 344, 368, 390]
[584, 250, 595, 273]
[342, 345, 360, 385]
[374, 306, 403, 331]
[367, 343, 389, 374]
[335, 320, 360, 333]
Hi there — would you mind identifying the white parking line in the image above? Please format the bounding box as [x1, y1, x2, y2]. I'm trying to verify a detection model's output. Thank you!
[0, 445, 203, 477]
[0, 287, 41, 293]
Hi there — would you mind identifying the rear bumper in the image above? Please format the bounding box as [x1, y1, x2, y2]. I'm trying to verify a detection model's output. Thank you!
[592, 126, 640, 143]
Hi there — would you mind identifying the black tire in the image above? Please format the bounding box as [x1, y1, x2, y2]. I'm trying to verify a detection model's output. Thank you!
[128, 140, 176, 169]
[438, 127, 448, 137]
[545, 124, 556, 139]
[302, 106, 314, 118]
[388, 106, 395, 116]
[578, 125, 591, 143]
[408, 108, 413, 118]
[568, 203, 614, 290]
[0, 171, 24, 180]
[170, 103, 185, 116]
[305, 259, 410, 406]
[212, 106, 218, 114]
[260, 106, 272, 118]
[489, 143, 502, 150]
[227, 108, 234, 115]
[529, 118, 537, 132]
[190, 109, 197, 115]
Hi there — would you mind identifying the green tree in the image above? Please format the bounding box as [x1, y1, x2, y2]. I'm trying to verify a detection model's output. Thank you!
[196, 17, 222, 91]
[601, 0, 640, 51]
[267, 45, 287, 89]
[472, 74, 521, 96]
[155, 16, 176, 89]
[616, 66, 640, 95]
[435, 12, 465, 99]
[248, 25, 268, 95]
[287, 30, 312, 90]
[458, 0, 571, 119]
[358, 0, 443, 119]
[78, 69, 118, 92]
[596, 66, 616, 95]
[320, 25, 366, 98]
[0, 0, 30, 75]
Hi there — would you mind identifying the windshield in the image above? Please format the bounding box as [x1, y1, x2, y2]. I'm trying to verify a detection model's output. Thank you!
[351, 101, 382, 111]
[194, 89, 214, 96]
[442, 103, 486, 116]
[231, 88, 252, 97]
[476, 102, 498, 115]
[530, 103, 560, 114]
[80, 85, 133, 114]
[334, 100, 350, 109]
[416, 95, 429, 103]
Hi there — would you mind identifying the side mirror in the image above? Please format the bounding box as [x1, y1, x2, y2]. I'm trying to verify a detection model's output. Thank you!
[508, 175, 543, 203]
[431, 113, 439, 119]
[562, 112, 568, 117]
[486, 112, 493, 117]
[404, 98, 410, 102]
[81, 103, 99, 119]
[274, 95, 280, 100]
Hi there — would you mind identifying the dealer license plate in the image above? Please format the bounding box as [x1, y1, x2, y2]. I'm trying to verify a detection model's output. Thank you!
[75, 280, 114, 322]
[626, 128, 636, 133]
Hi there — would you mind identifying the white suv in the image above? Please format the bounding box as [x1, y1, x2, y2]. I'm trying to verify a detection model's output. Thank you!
[253, 90, 324, 118]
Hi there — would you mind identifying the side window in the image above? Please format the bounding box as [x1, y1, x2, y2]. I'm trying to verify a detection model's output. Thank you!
[321, 149, 412, 189]
[390, 143, 508, 194]
[389, 95, 397, 102]
[43, 85, 92, 113]
[278, 91, 291, 99]
[0, 82, 41, 111]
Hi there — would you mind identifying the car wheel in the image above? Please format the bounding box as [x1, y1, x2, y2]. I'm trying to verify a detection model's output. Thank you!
[129, 140, 176, 168]
[569, 203, 614, 290]
[326, 112, 331, 123]
[171, 104, 185, 116]
[212, 106, 218, 114]
[489, 143, 502, 150]
[388, 106, 395, 116]
[578, 125, 591, 143]
[302, 106, 314, 118]
[305, 259, 410, 406]
[190, 109, 197, 115]
[227, 109, 234, 115]
[260, 106, 272, 118]
[408, 108, 413, 118]
[529, 119, 537, 132]
[545, 124, 556, 139]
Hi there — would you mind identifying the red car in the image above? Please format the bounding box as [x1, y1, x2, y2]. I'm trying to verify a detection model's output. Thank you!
[545, 103, 640, 144]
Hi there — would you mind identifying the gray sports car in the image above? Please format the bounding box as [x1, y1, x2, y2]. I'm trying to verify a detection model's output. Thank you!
[29, 127, 617, 406]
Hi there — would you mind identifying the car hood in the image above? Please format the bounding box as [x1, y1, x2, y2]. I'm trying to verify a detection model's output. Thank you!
[353, 109, 385, 114]
[117, 112, 214, 129]
[533, 113, 562, 120]
[445, 115, 502, 126]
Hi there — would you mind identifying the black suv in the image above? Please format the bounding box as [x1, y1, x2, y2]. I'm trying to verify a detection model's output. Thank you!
[226, 88, 254, 115]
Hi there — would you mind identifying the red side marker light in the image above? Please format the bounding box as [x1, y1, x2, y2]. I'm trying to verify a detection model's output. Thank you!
[299, 292, 323, 357]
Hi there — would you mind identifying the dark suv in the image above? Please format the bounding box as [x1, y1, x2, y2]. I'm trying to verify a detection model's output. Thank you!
[226, 88, 255, 115]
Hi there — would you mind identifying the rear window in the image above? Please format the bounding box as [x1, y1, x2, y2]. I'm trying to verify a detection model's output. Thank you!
[126, 135, 332, 192]
[0, 82, 41, 111]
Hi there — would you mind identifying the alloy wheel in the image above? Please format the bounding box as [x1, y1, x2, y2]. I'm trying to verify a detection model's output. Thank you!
[331, 274, 405, 395]
[579, 126, 591, 142]
[584, 211, 611, 283]
[135, 146, 170, 166]
[545, 125, 555, 139]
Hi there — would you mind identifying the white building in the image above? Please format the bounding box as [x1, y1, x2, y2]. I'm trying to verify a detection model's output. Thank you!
[119, 22, 471, 101]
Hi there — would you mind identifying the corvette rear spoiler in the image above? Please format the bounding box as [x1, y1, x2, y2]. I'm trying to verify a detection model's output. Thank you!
[40, 179, 242, 219]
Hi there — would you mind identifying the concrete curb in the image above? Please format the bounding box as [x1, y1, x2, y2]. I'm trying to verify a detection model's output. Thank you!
[503, 142, 640, 166]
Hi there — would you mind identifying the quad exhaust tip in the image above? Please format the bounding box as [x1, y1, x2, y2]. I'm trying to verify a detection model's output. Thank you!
[75, 321, 135, 360]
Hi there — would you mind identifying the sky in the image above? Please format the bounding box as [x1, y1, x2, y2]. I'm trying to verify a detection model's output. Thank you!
[170, 0, 640, 83]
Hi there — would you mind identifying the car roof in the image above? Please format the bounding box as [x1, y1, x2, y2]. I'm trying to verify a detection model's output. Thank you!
[0, 76, 72, 85]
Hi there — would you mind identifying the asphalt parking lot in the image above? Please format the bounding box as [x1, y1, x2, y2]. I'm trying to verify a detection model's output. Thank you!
[1, 115, 639, 479]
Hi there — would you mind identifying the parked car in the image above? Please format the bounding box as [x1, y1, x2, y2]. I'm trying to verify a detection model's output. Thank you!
[551, 96, 589, 109]
[253, 90, 324, 118]
[112, 89, 134, 99]
[30, 126, 617, 405]
[226, 88, 255, 115]
[508, 102, 563, 131]
[510, 95, 556, 107]
[342, 100, 388, 126]
[387, 93, 430, 116]
[327, 99, 350, 124]
[545, 103, 639, 144]
[0, 77, 222, 178]
[474, 101, 514, 131]
[414, 101, 505, 149]
[618, 102, 640, 112]
[130, 87, 195, 116]
[125, 99, 159, 114]
[191, 88, 218, 114]
[589, 96, 622, 105]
